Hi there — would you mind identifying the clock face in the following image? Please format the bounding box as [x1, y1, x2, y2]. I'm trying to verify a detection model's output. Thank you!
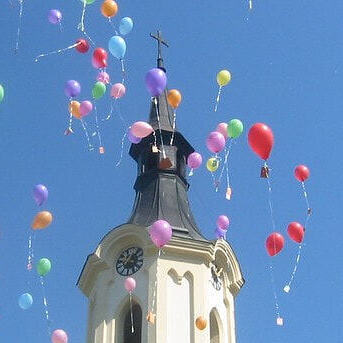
[116, 247, 143, 276]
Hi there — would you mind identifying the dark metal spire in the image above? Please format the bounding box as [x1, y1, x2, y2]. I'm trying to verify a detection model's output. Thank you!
[150, 30, 169, 72]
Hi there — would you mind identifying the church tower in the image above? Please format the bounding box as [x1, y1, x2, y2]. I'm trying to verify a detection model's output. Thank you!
[78, 32, 244, 343]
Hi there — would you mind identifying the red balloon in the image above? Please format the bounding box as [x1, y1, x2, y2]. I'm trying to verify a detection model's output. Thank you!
[287, 222, 304, 243]
[92, 48, 108, 68]
[248, 123, 274, 160]
[75, 39, 89, 53]
[266, 232, 284, 256]
[294, 165, 310, 182]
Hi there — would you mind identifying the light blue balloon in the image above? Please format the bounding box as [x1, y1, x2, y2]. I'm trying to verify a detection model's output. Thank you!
[18, 293, 33, 310]
[108, 36, 126, 59]
[119, 17, 133, 35]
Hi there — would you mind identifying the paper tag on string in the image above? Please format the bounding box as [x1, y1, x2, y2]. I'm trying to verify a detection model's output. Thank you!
[283, 285, 290, 293]
[152, 145, 159, 153]
[146, 311, 155, 324]
[276, 317, 284, 326]
[99, 146, 105, 154]
[226, 187, 232, 200]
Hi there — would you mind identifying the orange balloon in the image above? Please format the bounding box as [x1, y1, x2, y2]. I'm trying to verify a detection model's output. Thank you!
[101, 0, 118, 18]
[69, 101, 81, 119]
[32, 211, 53, 230]
[167, 89, 182, 109]
[195, 316, 207, 330]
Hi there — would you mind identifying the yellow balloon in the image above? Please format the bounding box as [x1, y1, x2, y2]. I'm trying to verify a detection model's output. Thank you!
[206, 158, 219, 172]
[216, 70, 231, 87]
[32, 211, 53, 230]
[69, 101, 81, 119]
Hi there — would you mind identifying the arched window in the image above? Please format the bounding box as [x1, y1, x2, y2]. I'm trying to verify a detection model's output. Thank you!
[210, 309, 221, 343]
[123, 302, 142, 343]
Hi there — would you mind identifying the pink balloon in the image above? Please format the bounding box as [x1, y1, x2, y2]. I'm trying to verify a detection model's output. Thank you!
[124, 277, 136, 292]
[149, 220, 172, 248]
[131, 121, 153, 138]
[96, 71, 110, 84]
[216, 123, 228, 140]
[187, 152, 202, 169]
[206, 131, 225, 153]
[216, 215, 230, 230]
[51, 329, 68, 343]
[80, 100, 93, 117]
[111, 83, 126, 99]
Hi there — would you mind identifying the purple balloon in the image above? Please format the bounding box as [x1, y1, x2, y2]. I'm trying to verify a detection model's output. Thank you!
[215, 227, 226, 240]
[48, 9, 62, 24]
[149, 220, 172, 248]
[33, 184, 48, 206]
[128, 129, 141, 144]
[216, 215, 230, 230]
[206, 131, 225, 154]
[145, 68, 167, 97]
[64, 80, 81, 98]
[187, 152, 202, 169]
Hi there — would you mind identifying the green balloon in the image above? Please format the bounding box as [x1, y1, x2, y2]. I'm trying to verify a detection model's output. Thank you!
[37, 258, 51, 276]
[92, 82, 106, 99]
[227, 119, 243, 138]
[0, 85, 4, 103]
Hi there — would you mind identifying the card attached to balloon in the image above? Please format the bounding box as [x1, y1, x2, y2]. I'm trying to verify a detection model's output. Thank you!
[226, 187, 232, 200]
[276, 317, 284, 326]
[260, 166, 269, 178]
[146, 311, 155, 324]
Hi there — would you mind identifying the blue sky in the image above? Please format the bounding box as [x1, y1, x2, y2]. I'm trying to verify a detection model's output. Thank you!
[1, 0, 342, 342]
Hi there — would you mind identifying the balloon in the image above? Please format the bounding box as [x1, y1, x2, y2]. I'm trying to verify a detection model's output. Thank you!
[108, 36, 126, 59]
[131, 121, 153, 138]
[216, 122, 228, 140]
[101, 0, 118, 17]
[206, 131, 225, 153]
[195, 316, 207, 330]
[167, 89, 182, 109]
[18, 293, 33, 310]
[80, 0, 95, 4]
[187, 152, 202, 169]
[37, 258, 52, 276]
[75, 39, 89, 53]
[206, 157, 219, 172]
[0, 84, 4, 103]
[128, 130, 141, 144]
[227, 119, 243, 138]
[216, 70, 231, 87]
[248, 123, 274, 160]
[48, 9, 62, 24]
[216, 215, 230, 230]
[64, 80, 81, 98]
[51, 329, 68, 343]
[32, 211, 53, 230]
[119, 17, 134, 35]
[33, 184, 48, 206]
[145, 68, 167, 97]
[92, 48, 108, 68]
[96, 71, 110, 84]
[111, 83, 126, 99]
[266, 232, 284, 256]
[215, 227, 226, 239]
[69, 101, 81, 119]
[124, 277, 136, 292]
[92, 82, 106, 99]
[287, 222, 304, 243]
[294, 165, 310, 182]
[80, 100, 93, 117]
[149, 220, 172, 248]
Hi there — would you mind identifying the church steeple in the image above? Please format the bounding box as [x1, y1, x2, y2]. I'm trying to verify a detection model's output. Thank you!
[128, 31, 206, 241]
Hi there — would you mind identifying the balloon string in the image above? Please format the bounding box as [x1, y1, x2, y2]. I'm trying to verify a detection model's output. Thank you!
[34, 42, 81, 62]
[214, 86, 222, 112]
[170, 110, 177, 145]
[114, 100, 127, 127]
[120, 59, 126, 84]
[79, 0, 87, 32]
[284, 182, 311, 293]
[40, 276, 52, 336]
[108, 18, 119, 34]
[217, 140, 233, 189]
[103, 99, 114, 121]
[249, 0, 253, 10]
[80, 119, 94, 151]
[266, 168, 276, 232]
[58, 21, 63, 33]
[129, 292, 134, 333]
[115, 131, 127, 167]
[152, 131, 157, 149]
[269, 261, 283, 325]
[154, 98, 166, 159]
[15, 0, 24, 53]
[94, 104, 104, 152]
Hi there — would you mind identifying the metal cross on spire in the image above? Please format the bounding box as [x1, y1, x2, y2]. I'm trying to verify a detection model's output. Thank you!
[150, 30, 169, 71]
